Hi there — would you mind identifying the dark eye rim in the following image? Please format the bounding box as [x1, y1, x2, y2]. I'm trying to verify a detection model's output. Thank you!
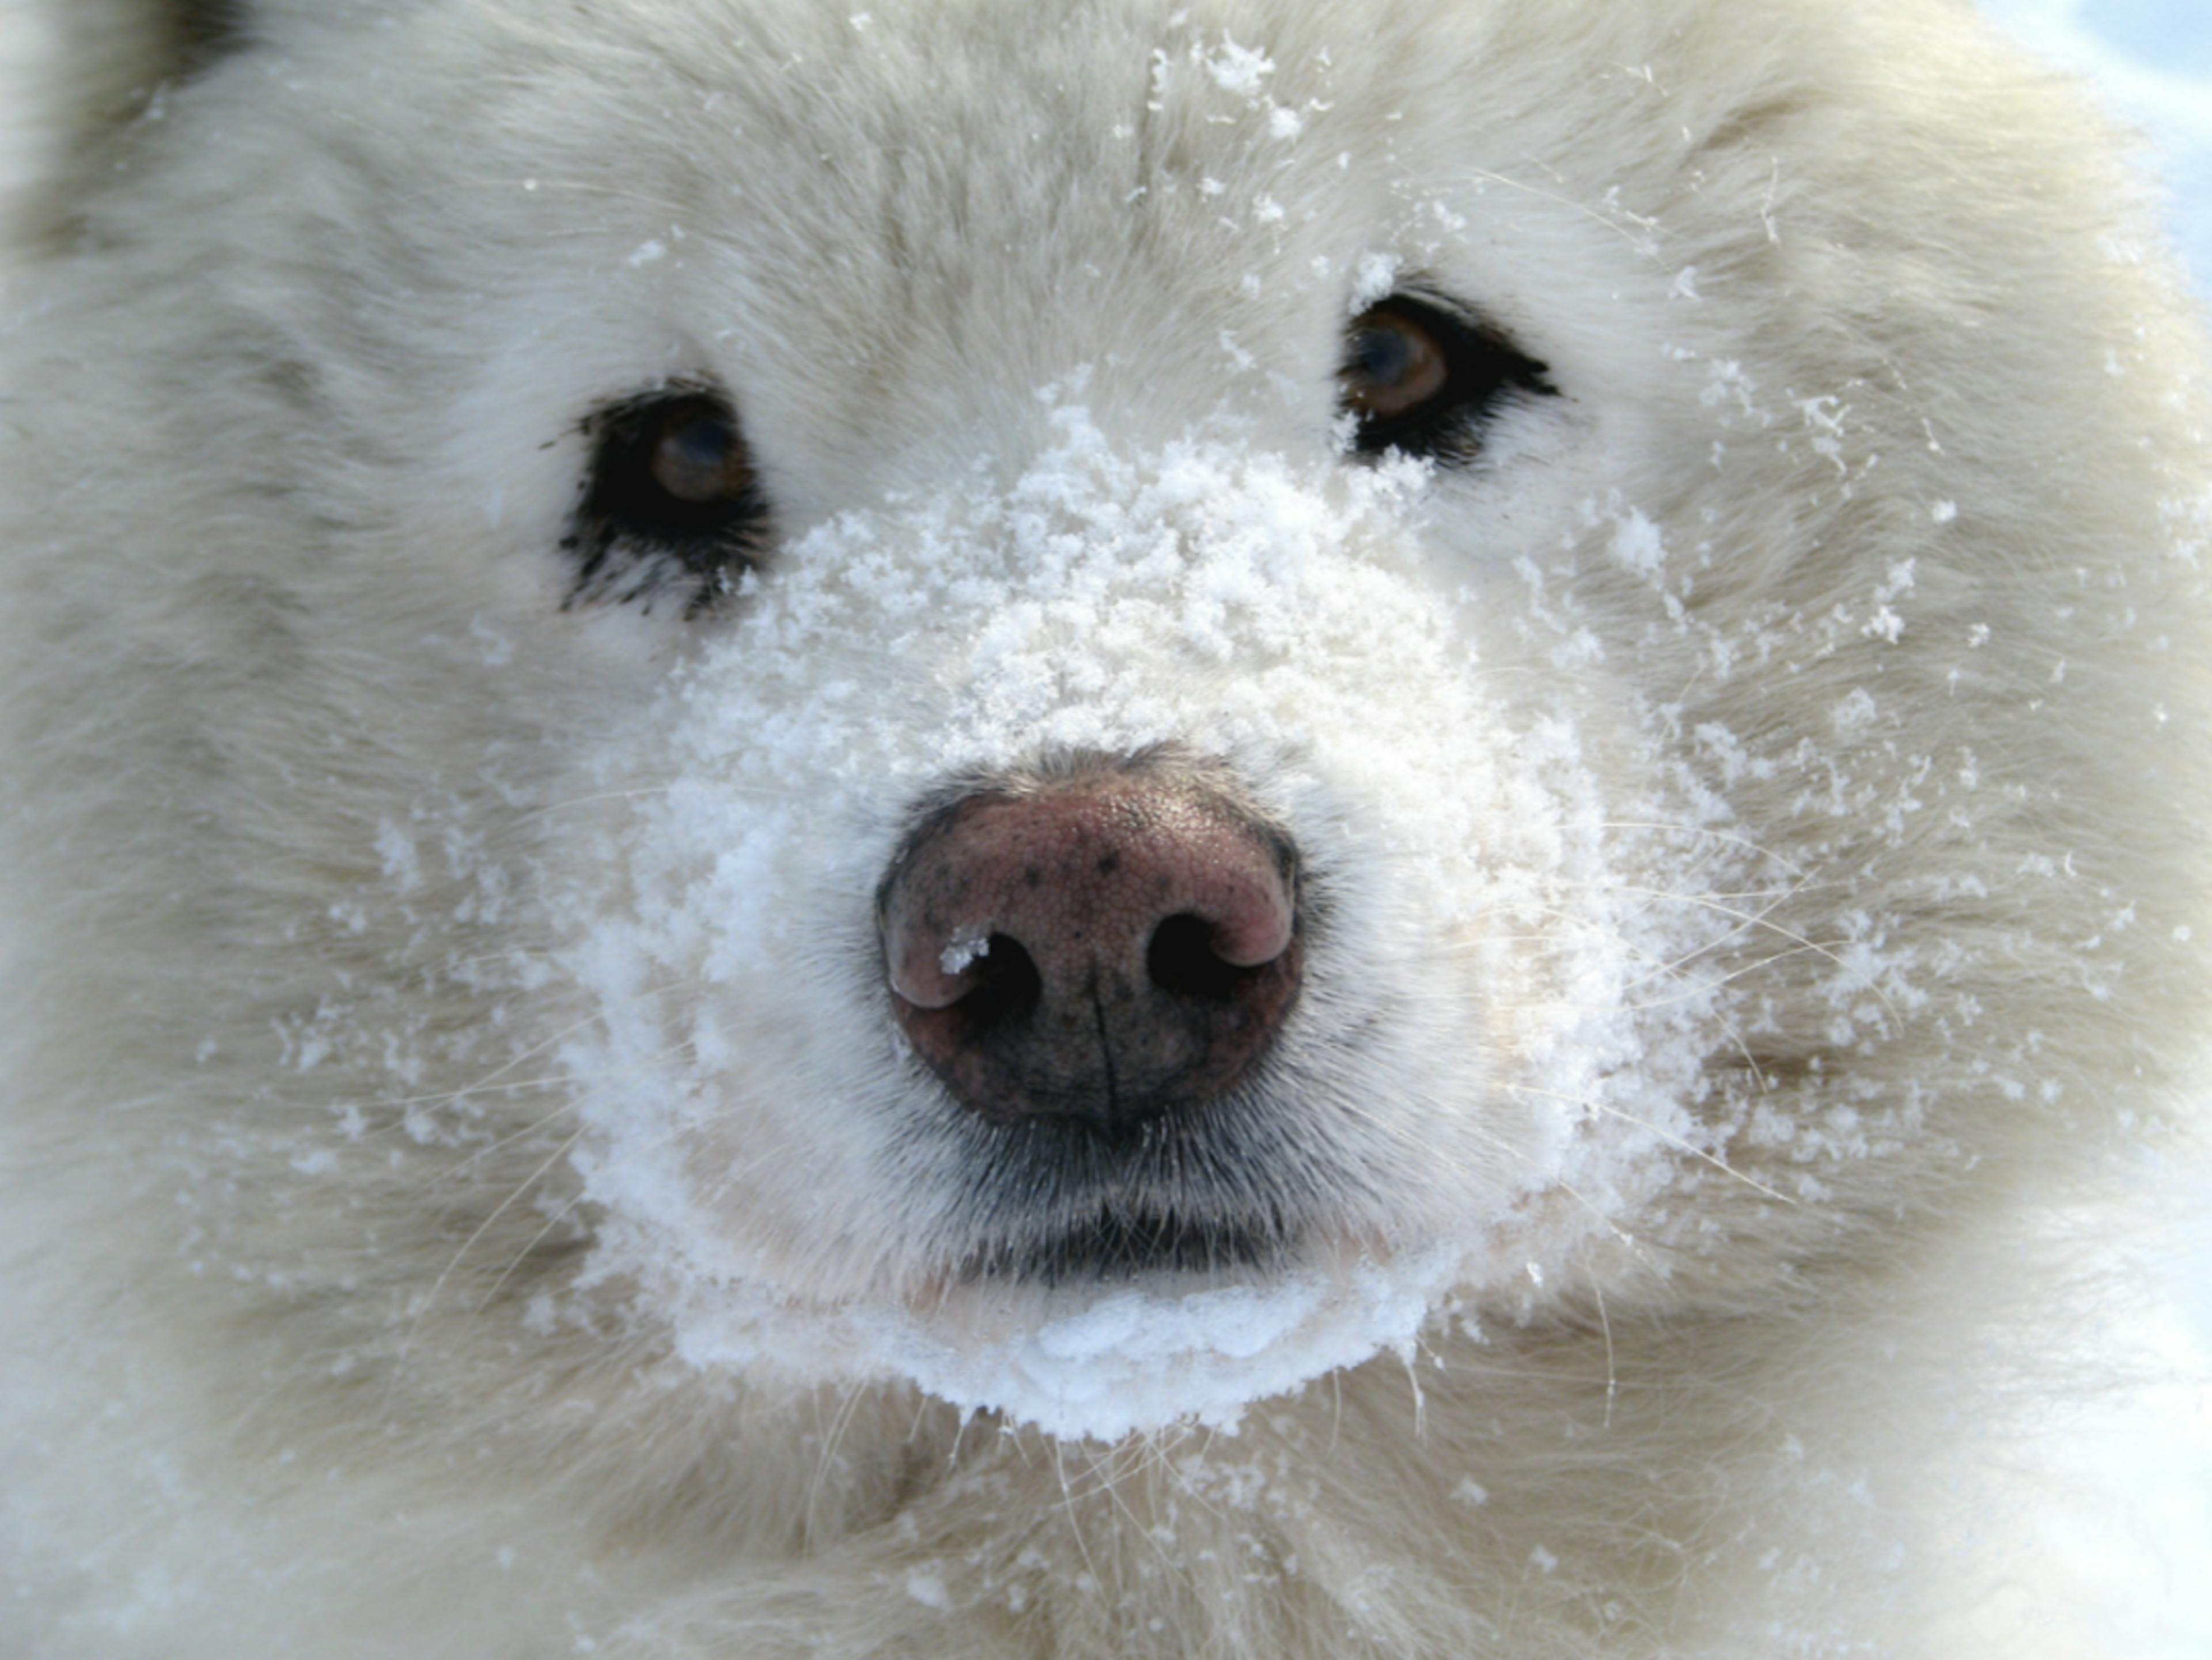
[565, 380, 770, 614]
[1339, 293, 1558, 462]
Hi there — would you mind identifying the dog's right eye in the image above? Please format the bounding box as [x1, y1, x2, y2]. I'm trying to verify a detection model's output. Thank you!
[642, 399, 753, 509]
[566, 385, 770, 614]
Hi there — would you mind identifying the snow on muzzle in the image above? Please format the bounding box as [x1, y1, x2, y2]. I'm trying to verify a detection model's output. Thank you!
[548, 413, 1693, 1437]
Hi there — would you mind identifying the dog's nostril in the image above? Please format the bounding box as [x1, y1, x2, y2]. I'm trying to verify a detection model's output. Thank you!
[954, 933, 1043, 1033]
[1146, 913, 1255, 1003]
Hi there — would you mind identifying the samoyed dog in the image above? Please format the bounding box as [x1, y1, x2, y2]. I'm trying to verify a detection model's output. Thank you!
[2, 1, 2207, 1655]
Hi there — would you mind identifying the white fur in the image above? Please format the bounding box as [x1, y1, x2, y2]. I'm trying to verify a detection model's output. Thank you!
[2, 1, 2208, 1655]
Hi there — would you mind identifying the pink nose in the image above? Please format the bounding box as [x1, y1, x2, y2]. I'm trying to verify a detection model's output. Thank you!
[880, 763, 1302, 1134]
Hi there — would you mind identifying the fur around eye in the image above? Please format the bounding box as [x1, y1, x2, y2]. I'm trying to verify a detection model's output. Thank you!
[566, 385, 769, 614]
[1339, 295, 1557, 461]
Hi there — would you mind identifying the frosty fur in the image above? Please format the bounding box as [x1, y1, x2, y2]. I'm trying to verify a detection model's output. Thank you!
[2, 0, 2209, 1655]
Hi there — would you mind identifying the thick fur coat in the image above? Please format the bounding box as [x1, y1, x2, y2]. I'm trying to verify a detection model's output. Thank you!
[2, 1, 2208, 1655]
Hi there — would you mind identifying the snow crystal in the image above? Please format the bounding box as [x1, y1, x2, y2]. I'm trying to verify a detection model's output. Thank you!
[937, 932, 990, 974]
[1831, 687, 1880, 732]
[1198, 36, 1274, 100]
[1350, 251, 1401, 311]
[904, 1573, 948, 1609]
[374, 819, 422, 894]
[1608, 509, 1668, 576]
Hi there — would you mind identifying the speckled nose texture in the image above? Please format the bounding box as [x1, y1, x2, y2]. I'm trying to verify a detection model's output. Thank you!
[881, 760, 1302, 1133]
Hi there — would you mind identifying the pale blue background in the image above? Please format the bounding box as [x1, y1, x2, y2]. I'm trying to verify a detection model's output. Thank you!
[1980, 0, 2212, 293]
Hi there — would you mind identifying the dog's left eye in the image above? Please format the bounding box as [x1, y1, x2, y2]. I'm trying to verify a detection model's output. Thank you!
[1339, 296, 1555, 461]
[645, 401, 752, 506]
[566, 385, 770, 614]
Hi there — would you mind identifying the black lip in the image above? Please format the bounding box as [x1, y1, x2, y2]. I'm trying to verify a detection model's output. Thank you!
[957, 1202, 1296, 1285]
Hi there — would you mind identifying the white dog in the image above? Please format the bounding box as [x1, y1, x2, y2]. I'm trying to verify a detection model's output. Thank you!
[2, 1, 2206, 1655]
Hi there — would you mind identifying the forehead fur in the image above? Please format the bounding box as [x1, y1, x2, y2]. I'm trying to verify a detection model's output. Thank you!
[30, 0, 2174, 676]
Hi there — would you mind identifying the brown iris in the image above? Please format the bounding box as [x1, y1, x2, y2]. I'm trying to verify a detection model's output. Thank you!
[1340, 306, 1450, 423]
[647, 398, 753, 505]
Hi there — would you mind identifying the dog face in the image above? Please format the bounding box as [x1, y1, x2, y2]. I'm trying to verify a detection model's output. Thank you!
[351, 3, 1760, 1406]
[4, 0, 2205, 1440]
